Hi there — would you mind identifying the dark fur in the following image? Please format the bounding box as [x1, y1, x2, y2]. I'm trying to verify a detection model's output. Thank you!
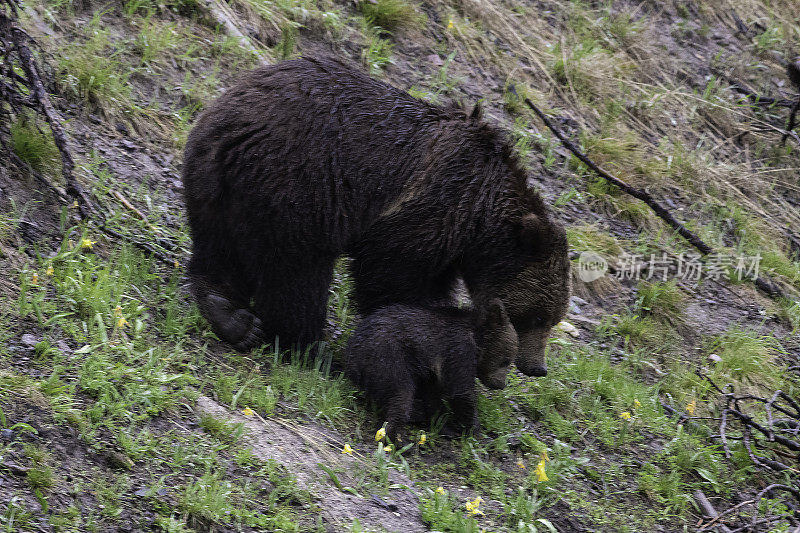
[182, 56, 570, 374]
[344, 301, 516, 440]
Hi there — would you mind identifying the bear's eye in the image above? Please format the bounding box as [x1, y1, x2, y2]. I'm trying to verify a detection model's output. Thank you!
[512, 310, 545, 331]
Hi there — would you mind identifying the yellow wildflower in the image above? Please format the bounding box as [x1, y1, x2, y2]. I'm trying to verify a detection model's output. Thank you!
[375, 427, 386, 442]
[436, 486, 446, 495]
[465, 496, 484, 515]
[342, 443, 353, 455]
[46, 266, 54, 276]
[31, 272, 39, 285]
[116, 316, 129, 329]
[80, 238, 96, 250]
[686, 400, 696, 416]
[173, 260, 180, 268]
[535, 456, 548, 482]
[418, 432, 426, 445]
[72, 201, 79, 209]
[633, 399, 641, 409]
[447, 19, 454, 29]
[114, 305, 123, 316]
[384, 444, 394, 453]
[620, 411, 632, 420]
[242, 407, 254, 417]
[516, 458, 526, 469]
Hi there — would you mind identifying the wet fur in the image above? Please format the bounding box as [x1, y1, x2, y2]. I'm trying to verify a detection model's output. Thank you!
[344, 302, 516, 439]
[182, 56, 569, 370]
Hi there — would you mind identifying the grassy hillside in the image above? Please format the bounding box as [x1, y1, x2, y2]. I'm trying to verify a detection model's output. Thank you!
[0, 0, 798, 531]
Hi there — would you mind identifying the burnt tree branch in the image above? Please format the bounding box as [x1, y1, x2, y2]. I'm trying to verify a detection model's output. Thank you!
[523, 97, 786, 300]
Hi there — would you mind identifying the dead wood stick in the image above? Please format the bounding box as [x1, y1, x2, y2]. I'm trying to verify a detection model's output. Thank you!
[695, 490, 734, 533]
[523, 97, 786, 299]
[698, 499, 755, 532]
[3, 14, 93, 218]
[782, 98, 800, 145]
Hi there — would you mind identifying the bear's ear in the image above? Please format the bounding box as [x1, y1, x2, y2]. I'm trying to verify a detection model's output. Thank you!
[470, 102, 483, 120]
[516, 213, 548, 256]
[481, 298, 509, 329]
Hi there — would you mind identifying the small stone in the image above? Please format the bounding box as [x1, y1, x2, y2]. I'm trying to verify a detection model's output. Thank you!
[21, 334, 38, 347]
[556, 321, 580, 337]
[425, 53, 444, 66]
[56, 340, 72, 355]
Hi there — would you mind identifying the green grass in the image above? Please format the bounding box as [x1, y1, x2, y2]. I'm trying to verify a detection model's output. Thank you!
[9, 115, 60, 176]
[58, 18, 132, 111]
[3, 1, 800, 530]
[359, 0, 423, 31]
[361, 23, 394, 75]
[133, 18, 181, 66]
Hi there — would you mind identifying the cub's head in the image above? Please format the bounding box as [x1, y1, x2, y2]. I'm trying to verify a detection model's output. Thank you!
[475, 298, 518, 389]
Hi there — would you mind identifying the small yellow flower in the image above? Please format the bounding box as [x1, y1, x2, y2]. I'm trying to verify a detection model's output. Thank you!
[31, 272, 39, 285]
[342, 443, 353, 455]
[173, 260, 180, 268]
[114, 305, 123, 316]
[535, 457, 548, 482]
[436, 486, 446, 495]
[633, 399, 641, 409]
[516, 458, 526, 469]
[465, 496, 484, 515]
[620, 411, 632, 420]
[80, 238, 96, 250]
[418, 432, 426, 445]
[447, 19, 454, 29]
[116, 316, 129, 329]
[686, 400, 697, 416]
[72, 201, 79, 208]
[375, 427, 386, 442]
[45, 266, 54, 276]
[242, 407, 254, 417]
[384, 444, 394, 453]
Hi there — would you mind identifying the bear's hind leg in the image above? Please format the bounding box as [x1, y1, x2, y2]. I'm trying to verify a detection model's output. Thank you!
[189, 249, 264, 351]
[252, 257, 335, 351]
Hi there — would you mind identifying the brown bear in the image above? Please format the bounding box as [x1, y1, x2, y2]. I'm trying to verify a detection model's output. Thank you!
[344, 299, 518, 440]
[182, 56, 570, 376]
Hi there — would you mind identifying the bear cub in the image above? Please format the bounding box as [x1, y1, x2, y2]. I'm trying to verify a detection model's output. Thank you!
[345, 299, 518, 440]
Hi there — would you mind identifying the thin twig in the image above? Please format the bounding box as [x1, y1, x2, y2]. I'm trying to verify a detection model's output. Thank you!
[523, 96, 786, 300]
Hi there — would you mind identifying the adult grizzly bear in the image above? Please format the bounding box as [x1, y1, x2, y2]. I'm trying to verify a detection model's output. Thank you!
[345, 299, 518, 440]
[183, 56, 569, 376]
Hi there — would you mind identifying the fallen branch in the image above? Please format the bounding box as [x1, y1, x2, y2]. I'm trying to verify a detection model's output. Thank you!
[782, 98, 800, 146]
[522, 97, 786, 300]
[0, 0, 180, 267]
[695, 490, 734, 533]
[1, 6, 92, 218]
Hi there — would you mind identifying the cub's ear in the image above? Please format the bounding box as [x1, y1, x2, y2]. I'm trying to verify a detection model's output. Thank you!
[470, 102, 483, 120]
[481, 298, 509, 328]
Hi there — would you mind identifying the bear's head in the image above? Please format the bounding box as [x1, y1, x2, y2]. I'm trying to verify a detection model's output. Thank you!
[475, 298, 518, 389]
[482, 213, 571, 377]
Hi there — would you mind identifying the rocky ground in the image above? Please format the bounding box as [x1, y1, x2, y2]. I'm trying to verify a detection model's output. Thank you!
[0, 0, 798, 531]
